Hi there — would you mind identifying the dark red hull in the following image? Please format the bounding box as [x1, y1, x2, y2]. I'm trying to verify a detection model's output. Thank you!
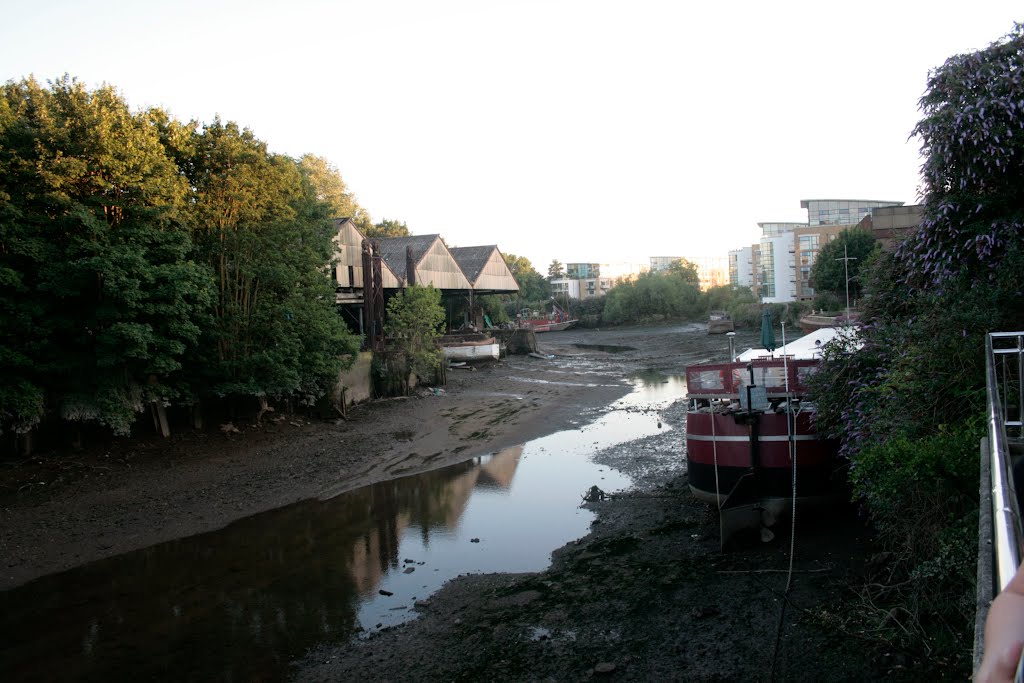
[685, 410, 840, 504]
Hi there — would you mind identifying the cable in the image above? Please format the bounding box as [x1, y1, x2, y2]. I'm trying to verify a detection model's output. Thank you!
[769, 322, 799, 680]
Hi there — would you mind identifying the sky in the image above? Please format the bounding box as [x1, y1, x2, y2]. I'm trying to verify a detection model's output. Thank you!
[2, 1, 1022, 273]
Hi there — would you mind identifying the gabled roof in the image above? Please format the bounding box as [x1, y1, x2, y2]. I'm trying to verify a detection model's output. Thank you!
[377, 234, 442, 282]
[448, 245, 498, 283]
[448, 245, 520, 293]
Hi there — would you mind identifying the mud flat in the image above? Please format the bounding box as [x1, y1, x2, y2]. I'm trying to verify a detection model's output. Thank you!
[0, 324, 914, 680]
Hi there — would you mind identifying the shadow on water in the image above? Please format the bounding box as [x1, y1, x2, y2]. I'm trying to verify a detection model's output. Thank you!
[0, 375, 686, 682]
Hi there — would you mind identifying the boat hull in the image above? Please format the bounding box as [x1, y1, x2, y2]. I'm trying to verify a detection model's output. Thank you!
[685, 410, 841, 505]
[442, 338, 500, 361]
[532, 319, 578, 333]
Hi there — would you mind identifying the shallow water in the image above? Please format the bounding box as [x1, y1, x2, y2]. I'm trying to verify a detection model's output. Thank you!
[0, 376, 686, 682]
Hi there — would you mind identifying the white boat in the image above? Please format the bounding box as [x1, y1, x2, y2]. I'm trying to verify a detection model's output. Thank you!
[442, 337, 500, 361]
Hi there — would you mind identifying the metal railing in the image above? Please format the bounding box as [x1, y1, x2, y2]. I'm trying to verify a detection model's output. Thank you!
[977, 332, 1024, 668]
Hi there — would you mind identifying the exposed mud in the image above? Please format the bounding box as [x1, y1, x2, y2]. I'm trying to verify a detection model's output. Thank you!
[0, 324, 921, 681]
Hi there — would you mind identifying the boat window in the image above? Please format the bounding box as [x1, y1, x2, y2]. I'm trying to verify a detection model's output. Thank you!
[690, 369, 725, 391]
[734, 366, 787, 390]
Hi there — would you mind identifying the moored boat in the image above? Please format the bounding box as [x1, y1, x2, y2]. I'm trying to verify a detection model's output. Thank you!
[707, 310, 735, 334]
[684, 329, 845, 543]
[440, 334, 501, 361]
[517, 304, 578, 333]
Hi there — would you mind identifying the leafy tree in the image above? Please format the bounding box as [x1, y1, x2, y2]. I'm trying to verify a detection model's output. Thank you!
[666, 258, 700, 284]
[805, 25, 1024, 668]
[547, 259, 565, 280]
[364, 218, 410, 239]
[808, 227, 878, 302]
[601, 270, 702, 324]
[298, 154, 373, 233]
[0, 76, 211, 435]
[183, 119, 358, 405]
[503, 253, 549, 302]
[384, 285, 445, 380]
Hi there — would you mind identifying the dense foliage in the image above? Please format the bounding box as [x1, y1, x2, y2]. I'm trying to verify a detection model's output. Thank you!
[364, 218, 410, 239]
[601, 262, 701, 324]
[808, 227, 878, 305]
[0, 77, 360, 439]
[383, 285, 445, 381]
[502, 253, 550, 303]
[807, 25, 1024, 670]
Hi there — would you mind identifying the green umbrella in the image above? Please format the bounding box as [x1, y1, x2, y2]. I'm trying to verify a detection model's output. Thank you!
[760, 309, 776, 352]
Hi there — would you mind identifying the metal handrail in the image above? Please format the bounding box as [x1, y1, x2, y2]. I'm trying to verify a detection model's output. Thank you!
[987, 332, 1024, 592]
[977, 332, 1024, 670]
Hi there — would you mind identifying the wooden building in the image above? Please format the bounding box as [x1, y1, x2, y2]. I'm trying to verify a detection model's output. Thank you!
[330, 218, 520, 303]
[448, 245, 520, 294]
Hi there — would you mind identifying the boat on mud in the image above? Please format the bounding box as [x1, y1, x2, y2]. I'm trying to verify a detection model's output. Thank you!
[684, 328, 847, 543]
[440, 333, 501, 361]
[707, 310, 735, 334]
[517, 304, 578, 333]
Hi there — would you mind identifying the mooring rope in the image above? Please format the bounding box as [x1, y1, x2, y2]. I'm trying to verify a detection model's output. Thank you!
[711, 398, 723, 541]
[769, 322, 799, 680]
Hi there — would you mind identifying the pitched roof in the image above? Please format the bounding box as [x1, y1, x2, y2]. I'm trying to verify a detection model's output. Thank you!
[377, 235, 441, 282]
[448, 245, 498, 284]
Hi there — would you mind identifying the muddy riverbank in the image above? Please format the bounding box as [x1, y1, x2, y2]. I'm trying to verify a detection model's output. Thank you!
[0, 324, 922, 681]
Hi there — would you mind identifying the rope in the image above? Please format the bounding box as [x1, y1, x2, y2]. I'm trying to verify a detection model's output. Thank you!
[712, 398, 723, 542]
[769, 322, 799, 680]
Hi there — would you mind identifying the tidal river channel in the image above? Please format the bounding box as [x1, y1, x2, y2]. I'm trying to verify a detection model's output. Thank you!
[0, 374, 688, 682]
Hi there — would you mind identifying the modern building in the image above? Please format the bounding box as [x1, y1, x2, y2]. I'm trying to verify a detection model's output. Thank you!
[649, 256, 683, 273]
[550, 276, 614, 300]
[728, 247, 754, 288]
[689, 257, 728, 291]
[566, 263, 600, 279]
[860, 204, 923, 252]
[800, 199, 904, 227]
[743, 199, 906, 303]
[755, 223, 802, 303]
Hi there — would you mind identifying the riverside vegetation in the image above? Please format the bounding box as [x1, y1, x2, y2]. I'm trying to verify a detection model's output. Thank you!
[5, 23, 1024, 677]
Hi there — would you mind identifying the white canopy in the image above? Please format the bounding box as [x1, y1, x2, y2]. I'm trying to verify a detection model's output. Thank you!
[735, 326, 857, 362]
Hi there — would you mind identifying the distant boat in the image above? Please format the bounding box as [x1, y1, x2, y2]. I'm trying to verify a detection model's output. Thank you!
[517, 303, 578, 333]
[799, 311, 859, 333]
[707, 310, 735, 334]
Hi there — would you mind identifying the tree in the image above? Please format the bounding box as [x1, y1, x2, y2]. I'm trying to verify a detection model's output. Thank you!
[503, 253, 550, 302]
[547, 259, 565, 280]
[601, 270, 702, 324]
[804, 26, 1024, 667]
[0, 76, 211, 435]
[384, 285, 445, 380]
[666, 258, 700, 285]
[808, 228, 877, 302]
[365, 218, 410, 239]
[183, 120, 359, 406]
[297, 154, 373, 233]
[902, 25, 1024, 290]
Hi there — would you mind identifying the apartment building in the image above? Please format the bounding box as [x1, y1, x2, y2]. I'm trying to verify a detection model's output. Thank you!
[741, 199, 905, 302]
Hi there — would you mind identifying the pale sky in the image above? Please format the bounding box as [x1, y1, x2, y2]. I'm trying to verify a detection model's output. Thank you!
[3, 1, 1021, 272]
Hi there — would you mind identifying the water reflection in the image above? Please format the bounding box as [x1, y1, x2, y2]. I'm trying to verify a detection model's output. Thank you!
[0, 374, 679, 682]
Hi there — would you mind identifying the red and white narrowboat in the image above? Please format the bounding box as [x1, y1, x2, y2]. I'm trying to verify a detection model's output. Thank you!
[684, 330, 846, 538]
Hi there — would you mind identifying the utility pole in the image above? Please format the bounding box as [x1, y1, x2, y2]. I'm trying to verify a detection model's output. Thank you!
[835, 244, 857, 319]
